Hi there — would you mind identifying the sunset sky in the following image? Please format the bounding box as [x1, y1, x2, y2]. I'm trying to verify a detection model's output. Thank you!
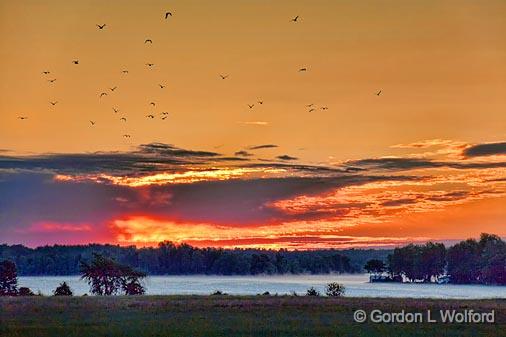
[1, 0, 505, 249]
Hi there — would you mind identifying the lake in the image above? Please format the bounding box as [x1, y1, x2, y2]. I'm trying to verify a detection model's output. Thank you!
[17, 274, 506, 299]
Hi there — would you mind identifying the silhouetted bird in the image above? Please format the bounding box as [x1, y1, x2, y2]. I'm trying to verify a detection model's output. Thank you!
[146, 114, 155, 119]
[123, 134, 131, 138]
[122, 70, 129, 74]
[376, 90, 382, 96]
[161, 112, 169, 115]
[120, 117, 127, 122]
[248, 104, 254, 109]
[308, 108, 315, 112]
[150, 102, 156, 106]
[48, 79, 56, 83]
[42, 71, 50, 75]
[90, 120, 96, 125]
[17, 116, 28, 120]
[220, 74, 229, 79]
[145, 39, 153, 44]
[96, 24, 106, 29]
[298, 68, 307, 72]
[99, 92, 107, 98]
[306, 103, 314, 107]
[161, 116, 168, 120]
[72, 60, 79, 64]
[291, 16, 300, 22]
[146, 63, 155, 67]
[110, 86, 117, 91]
[113, 107, 119, 113]
[50, 101, 58, 106]
[257, 101, 263, 105]
[159, 84, 165, 88]
[165, 12, 172, 19]
[321, 106, 328, 110]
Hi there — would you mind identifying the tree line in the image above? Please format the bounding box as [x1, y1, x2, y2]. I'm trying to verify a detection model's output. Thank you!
[364, 233, 505, 285]
[0, 242, 390, 276]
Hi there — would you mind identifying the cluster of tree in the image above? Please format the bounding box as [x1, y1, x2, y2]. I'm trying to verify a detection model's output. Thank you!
[0, 254, 146, 296]
[0, 242, 390, 276]
[364, 233, 506, 285]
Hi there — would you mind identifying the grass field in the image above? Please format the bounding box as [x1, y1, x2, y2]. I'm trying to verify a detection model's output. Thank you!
[0, 296, 505, 337]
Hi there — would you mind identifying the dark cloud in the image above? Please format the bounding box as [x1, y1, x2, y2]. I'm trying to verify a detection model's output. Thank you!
[381, 198, 418, 207]
[276, 155, 298, 161]
[348, 157, 506, 171]
[0, 143, 240, 175]
[248, 144, 278, 150]
[234, 151, 253, 157]
[463, 142, 506, 157]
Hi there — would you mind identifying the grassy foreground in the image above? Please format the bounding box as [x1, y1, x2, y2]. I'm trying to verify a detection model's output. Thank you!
[0, 296, 504, 337]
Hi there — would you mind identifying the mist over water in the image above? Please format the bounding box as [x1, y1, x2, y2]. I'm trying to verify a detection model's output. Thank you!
[18, 274, 506, 299]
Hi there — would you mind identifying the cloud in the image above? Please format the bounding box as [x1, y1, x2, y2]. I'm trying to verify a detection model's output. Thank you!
[237, 121, 269, 126]
[347, 157, 506, 171]
[463, 141, 506, 157]
[277, 155, 298, 161]
[234, 151, 253, 157]
[248, 144, 278, 150]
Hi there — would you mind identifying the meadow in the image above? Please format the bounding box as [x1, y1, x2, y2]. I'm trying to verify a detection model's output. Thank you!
[0, 296, 504, 337]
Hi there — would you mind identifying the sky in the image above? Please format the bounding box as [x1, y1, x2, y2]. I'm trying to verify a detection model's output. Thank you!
[0, 0, 505, 249]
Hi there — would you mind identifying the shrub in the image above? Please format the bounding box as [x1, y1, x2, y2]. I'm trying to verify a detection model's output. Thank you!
[53, 282, 73, 296]
[325, 282, 345, 297]
[211, 290, 227, 295]
[306, 287, 320, 296]
[18, 287, 35, 296]
[0, 260, 18, 296]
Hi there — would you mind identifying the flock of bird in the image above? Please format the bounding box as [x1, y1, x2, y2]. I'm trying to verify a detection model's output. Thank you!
[18, 12, 382, 143]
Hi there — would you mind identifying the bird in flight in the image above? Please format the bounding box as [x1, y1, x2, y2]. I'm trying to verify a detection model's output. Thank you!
[291, 16, 300, 22]
[257, 100, 263, 105]
[50, 101, 58, 106]
[110, 86, 117, 92]
[145, 39, 153, 44]
[113, 107, 120, 113]
[219, 74, 229, 80]
[48, 79, 56, 83]
[123, 134, 131, 138]
[308, 108, 315, 112]
[146, 63, 155, 67]
[72, 60, 79, 65]
[42, 71, 50, 75]
[161, 116, 168, 120]
[306, 103, 314, 107]
[150, 102, 156, 106]
[376, 90, 382, 96]
[298, 68, 307, 72]
[90, 120, 96, 126]
[161, 112, 169, 115]
[17, 116, 28, 120]
[159, 84, 165, 89]
[165, 12, 172, 19]
[120, 117, 127, 122]
[96, 24, 106, 30]
[248, 104, 254, 109]
[122, 70, 129, 74]
[146, 114, 155, 119]
[99, 92, 107, 98]
[321, 106, 329, 110]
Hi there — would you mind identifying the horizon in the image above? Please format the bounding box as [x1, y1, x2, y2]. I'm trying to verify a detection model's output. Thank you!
[1, 0, 505, 249]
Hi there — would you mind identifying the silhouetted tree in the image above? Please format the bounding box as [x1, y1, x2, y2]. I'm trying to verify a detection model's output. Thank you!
[306, 287, 320, 296]
[364, 259, 385, 274]
[53, 282, 73, 296]
[447, 239, 481, 284]
[325, 282, 345, 297]
[0, 260, 18, 296]
[80, 253, 146, 295]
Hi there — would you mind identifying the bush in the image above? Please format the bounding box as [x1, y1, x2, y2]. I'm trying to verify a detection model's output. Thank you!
[211, 290, 227, 295]
[306, 287, 320, 296]
[325, 282, 345, 297]
[0, 260, 18, 296]
[53, 282, 73, 296]
[18, 287, 35, 296]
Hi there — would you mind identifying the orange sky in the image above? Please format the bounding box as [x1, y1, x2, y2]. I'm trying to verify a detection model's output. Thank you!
[0, 0, 505, 248]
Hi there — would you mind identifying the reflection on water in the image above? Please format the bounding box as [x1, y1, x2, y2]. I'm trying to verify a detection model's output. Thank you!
[18, 274, 505, 299]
